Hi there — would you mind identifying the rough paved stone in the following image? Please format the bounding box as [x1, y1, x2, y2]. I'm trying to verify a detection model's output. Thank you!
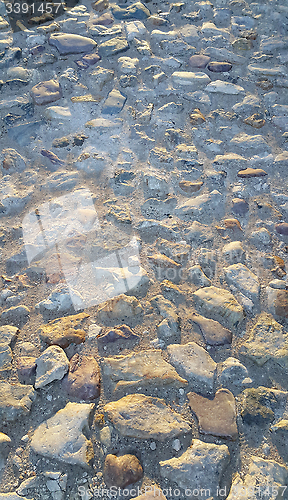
[159, 439, 230, 495]
[103, 454, 143, 487]
[0, 306, 30, 327]
[226, 456, 288, 500]
[219, 357, 251, 391]
[97, 294, 143, 323]
[35, 345, 69, 389]
[225, 263, 260, 301]
[102, 350, 187, 393]
[111, 2, 150, 20]
[102, 89, 127, 115]
[30, 80, 62, 105]
[30, 402, 94, 467]
[188, 312, 232, 345]
[172, 71, 211, 87]
[0, 381, 35, 422]
[188, 388, 238, 439]
[222, 241, 245, 264]
[49, 33, 97, 54]
[39, 313, 89, 348]
[104, 394, 191, 441]
[193, 286, 244, 329]
[98, 37, 129, 57]
[0, 495, 31, 500]
[241, 386, 286, 425]
[167, 342, 217, 395]
[240, 312, 288, 369]
[206, 80, 244, 94]
[63, 354, 100, 401]
[0, 432, 11, 469]
[0, 343, 12, 370]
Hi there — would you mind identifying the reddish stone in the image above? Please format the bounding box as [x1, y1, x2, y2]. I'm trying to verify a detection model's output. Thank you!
[103, 454, 143, 488]
[63, 354, 100, 400]
[188, 388, 238, 439]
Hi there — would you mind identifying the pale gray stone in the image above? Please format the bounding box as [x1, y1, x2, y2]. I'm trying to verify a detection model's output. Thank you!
[225, 263, 260, 301]
[226, 456, 288, 500]
[30, 402, 94, 467]
[35, 346, 69, 389]
[0, 432, 11, 469]
[206, 80, 244, 94]
[175, 190, 222, 218]
[0, 381, 35, 422]
[167, 342, 217, 395]
[104, 394, 191, 441]
[193, 286, 244, 329]
[159, 439, 229, 496]
[171, 71, 211, 88]
[240, 312, 288, 369]
[222, 241, 245, 264]
[188, 265, 211, 287]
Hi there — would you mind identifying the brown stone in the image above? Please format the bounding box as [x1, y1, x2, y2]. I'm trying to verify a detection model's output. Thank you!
[237, 168, 267, 178]
[30, 79, 62, 105]
[224, 218, 242, 230]
[188, 312, 232, 345]
[39, 313, 89, 348]
[179, 180, 203, 195]
[63, 354, 100, 401]
[188, 389, 238, 439]
[275, 223, 288, 236]
[244, 114, 265, 128]
[103, 454, 143, 488]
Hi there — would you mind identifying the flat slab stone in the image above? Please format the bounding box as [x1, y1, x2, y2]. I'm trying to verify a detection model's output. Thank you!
[226, 456, 288, 500]
[225, 263, 260, 301]
[240, 312, 288, 369]
[193, 286, 245, 329]
[188, 312, 232, 345]
[175, 190, 222, 218]
[205, 80, 244, 94]
[0, 381, 35, 422]
[30, 402, 94, 467]
[39, 313, 89, 348]
[0, 495, 31, 500]
[102, 89, 126, 114]
[172, 71, 211, 87]
[159, 439, 230, 495]
[188, 389, 238, 439]
[104, 394, 191, 441]
[103, 350, 187, 393]
[49, 33, 97, 54]
[167, 342, 217, 395]
[30, 80, 62, 105]
[98, 37, 129, 57]
[230, 133, 270, 153]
